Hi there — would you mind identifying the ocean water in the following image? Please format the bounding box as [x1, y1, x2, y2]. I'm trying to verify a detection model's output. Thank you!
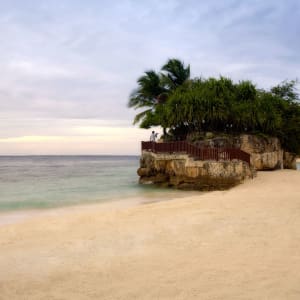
[0, 156, 299, 212]
[0, 156, 189, 212]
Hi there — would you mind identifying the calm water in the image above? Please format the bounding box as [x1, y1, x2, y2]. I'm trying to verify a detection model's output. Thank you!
[0, 156, 189, 212]
[0, 156, 299, 212]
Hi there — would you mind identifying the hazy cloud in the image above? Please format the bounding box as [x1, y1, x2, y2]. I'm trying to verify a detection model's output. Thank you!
[0, 0, 299, 153]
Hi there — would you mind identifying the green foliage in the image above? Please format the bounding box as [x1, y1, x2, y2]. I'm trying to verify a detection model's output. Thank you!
[128, 70, 165, 109]
[128, 58, 190, 129]
[235, 80, 257, 102]
[271, 80, 299, 102]
[129, 60, 300, 154]
[161, 59, 190, 90]
[277, 101, 300, 154]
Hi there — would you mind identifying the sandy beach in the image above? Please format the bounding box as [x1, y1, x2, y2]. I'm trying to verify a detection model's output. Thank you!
[1, 170, 300, 299]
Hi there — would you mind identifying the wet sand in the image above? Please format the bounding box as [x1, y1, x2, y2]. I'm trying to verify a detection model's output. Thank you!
[1, 170, 300, 299]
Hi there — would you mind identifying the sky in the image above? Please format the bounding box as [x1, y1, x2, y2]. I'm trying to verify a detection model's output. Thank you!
[0, 0, 299, 155]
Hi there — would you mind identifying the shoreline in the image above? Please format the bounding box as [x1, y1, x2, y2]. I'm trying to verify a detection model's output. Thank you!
[1, 169, 300, 299]
[0, 189, 201, 227]
[0, 168, 298, 228]
[0, 198, 140, 226]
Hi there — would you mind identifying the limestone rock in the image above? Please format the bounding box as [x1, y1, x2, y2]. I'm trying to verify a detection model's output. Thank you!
[137, 167, 151, 177]
[238, 135, 283, 170]
[138, 133, 296, 191]
[138, 152, 255, 191]
[283, 152, 297, 169]
[190, 134, 288, 171]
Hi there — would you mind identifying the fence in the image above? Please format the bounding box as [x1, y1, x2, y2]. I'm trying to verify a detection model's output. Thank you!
[141, 141, 250, 165]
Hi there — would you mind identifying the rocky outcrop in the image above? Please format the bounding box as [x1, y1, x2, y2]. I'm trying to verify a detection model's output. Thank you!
[239, 135, 283, 170]
[138, 151, 255, 191]
[189, 133, 296, 170]
[283, 152, 297, 169]
[138, 133, 297, 191]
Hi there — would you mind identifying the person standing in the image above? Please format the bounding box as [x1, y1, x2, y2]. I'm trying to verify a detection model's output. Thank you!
[150, 131, 158, 142]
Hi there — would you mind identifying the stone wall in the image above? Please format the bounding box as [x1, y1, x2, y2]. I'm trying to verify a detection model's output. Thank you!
[138, 151, 255, 191]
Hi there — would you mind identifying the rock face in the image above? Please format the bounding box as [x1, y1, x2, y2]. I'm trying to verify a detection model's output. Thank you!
[283, 152, 297, 169]
[138, 133, 297, 191]
[190, 134, 296, 170]
[238, 135, 283, 170]
[138, 151, 255, 191]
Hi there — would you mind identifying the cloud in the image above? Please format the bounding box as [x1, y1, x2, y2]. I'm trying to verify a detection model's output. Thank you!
[0, 0, 299, 153]
[8, 60, 75, 78]
[0, 121, 156, 155]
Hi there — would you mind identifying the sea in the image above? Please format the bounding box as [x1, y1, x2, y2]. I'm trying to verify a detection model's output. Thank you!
[0, 156, 299, 213]
[0, 155, 190, 212]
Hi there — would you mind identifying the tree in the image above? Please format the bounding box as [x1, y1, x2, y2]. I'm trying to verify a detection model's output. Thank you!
[271, 80, 299, 102]
[128, 70, 165, 127]
[128, 58, 190, 133]
[161, 58, 190, 90]
[128, 59, 300, 154]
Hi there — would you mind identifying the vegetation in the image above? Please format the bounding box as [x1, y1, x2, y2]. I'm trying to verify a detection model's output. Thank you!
[129, 59, 300, 154]
[128, 59, 190, 134]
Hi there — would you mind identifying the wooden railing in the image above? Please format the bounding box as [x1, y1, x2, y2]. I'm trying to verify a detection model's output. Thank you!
[141, 141, 250, 165]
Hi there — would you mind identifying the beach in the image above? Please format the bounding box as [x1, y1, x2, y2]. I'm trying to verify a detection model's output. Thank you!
[1, 170, 300, 299]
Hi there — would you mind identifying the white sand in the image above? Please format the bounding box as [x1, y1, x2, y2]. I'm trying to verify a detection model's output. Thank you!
[1, 170, 300, 299]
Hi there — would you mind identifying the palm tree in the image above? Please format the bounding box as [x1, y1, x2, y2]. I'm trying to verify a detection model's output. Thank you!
[128, 70, 166, 126]
[161, 58, 190, 90]
[128, 58, 191, 133]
